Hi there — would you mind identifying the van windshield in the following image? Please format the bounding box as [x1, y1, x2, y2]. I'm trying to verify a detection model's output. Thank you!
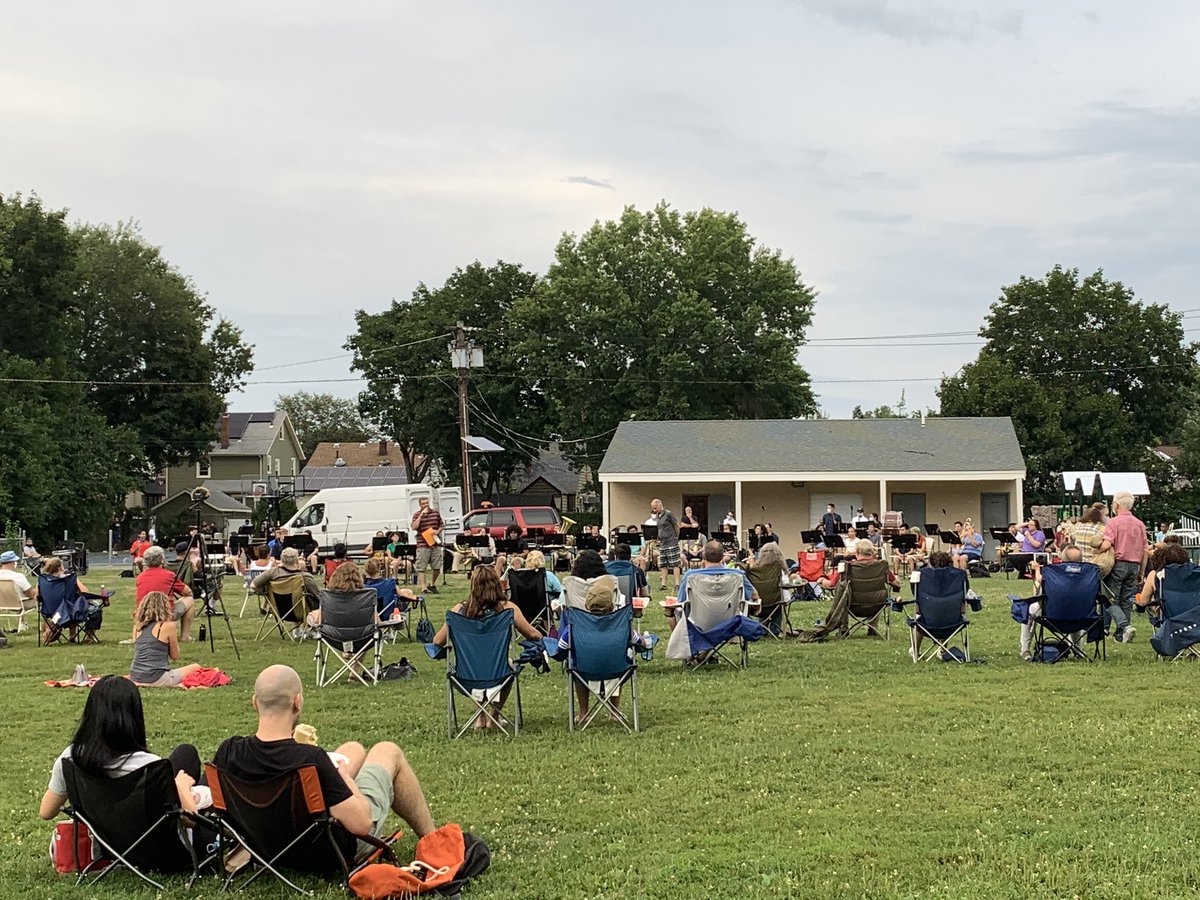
[292, 503, 325, 528]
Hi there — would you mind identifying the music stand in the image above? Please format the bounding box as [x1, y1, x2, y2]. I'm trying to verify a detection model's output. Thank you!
[615, 533, 636, 546]
[283, 535, 310, 551]
[924, 523, 940, 536]
[992, 529, 1018, 545]
[642, 525, 659, 541]
[800, 530, 821, 546]
[577, 535, 600, 551]
[456, 535, 491, 549]
[836, 522, 849, 534]
[495, 539, 522, 555]
[679, 527, 699, 542]
[824, 534, 846, 550]
[939, 531, 962, 547]
[717, 532, 737, 551]
[527, 527, 546, 540]
[371, 536, 389, 552]
[748, 533, 763, 551]
[539, 533, 566, 549]
[892, 533, 918, 553]
[391, 544, 417, 561]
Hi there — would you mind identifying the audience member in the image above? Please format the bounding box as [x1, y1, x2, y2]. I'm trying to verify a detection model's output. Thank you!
[1097, 492, 1146, 644]
[667, 540, 759, 632]
[431, 567, 542, 729]
[39, 676, 206, 821]
[253, 547, 321, 614]
[213, 665, 436, 848]
[605, 543, 650, 602]
[130, 591, 202, 687]
[910, 550, 958, 659]
[523, 549, 563, 602]
[1136, 542, 1191, 611]
[1018, 545, 1085, 660]
[135, 546, 197, 642]
[0, 550, 36, 617]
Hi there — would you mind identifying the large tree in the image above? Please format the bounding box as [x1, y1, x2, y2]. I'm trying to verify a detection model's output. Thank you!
[276, 391, 379, 459]
[346, 261, 546, 495]
[938, 266, 1200, 503]
[0, 194, 254, 540]
[508, 203, 818, 474]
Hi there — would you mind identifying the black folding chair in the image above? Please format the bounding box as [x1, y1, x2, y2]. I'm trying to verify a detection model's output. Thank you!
[508, 567, 552, 632]
[61, 758, 216, 891]
[205, 762, 398, 895]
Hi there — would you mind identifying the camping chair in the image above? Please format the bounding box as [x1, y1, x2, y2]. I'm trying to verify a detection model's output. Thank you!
[1150, 562, 1200, 661]
[444, 608, 523, 738]
[564, 604, 640, 732]
[797, 551, 826, 593]
[255, 574, 307, 642]
[38, 573, 103, 646]
[61, 758, 215, 891]
[746, 565, 795, 639]
[666, 571, 765, 670]
[0, 579, 34, 633]
[315, 588, 384, 686]
[204, 762, 398, 895]
[508, 567, 553, 632]
[1031, 561, 1105, 662]
[842, 559, 893, 639]
[904, 566, 971, 663]
[605, 561, 645, 628]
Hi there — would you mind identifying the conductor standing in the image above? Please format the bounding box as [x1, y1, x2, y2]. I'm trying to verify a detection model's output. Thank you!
[651, 499, 681, 593]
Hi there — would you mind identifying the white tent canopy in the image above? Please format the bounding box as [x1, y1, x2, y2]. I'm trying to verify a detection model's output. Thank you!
[1061, 471, 1150, 496]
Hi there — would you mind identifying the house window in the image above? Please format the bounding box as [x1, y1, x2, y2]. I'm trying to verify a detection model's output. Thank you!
[196, 459, 211, 479]
[274, 458, 281, 475]
[565, 493, 577, 513]
[291, 458, 297, 476]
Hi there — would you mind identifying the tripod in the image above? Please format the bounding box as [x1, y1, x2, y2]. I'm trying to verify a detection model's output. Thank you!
[173, 505, 241, 660]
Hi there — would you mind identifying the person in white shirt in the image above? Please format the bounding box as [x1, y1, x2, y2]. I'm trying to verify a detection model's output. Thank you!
[0, 550, 36, 605]
[22, 539, 39, 560]
[722, 511, 737, 529]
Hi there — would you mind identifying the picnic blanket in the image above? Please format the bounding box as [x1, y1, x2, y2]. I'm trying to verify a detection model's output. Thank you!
[45, 667, 232, 689]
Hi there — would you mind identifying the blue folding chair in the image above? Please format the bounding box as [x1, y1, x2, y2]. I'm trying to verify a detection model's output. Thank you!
[666, 571, 766, 671]
[444, 609, 523, 738]
[906, 566, 970, 663]
[38, 573, 102, 646]
[1033, 561, 1105, 662]
[1151, 563, 1200, 661]
[564, 605, 639, 733]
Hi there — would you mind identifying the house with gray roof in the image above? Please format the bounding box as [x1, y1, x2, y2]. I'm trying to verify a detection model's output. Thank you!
[598, 417, 1026, 558]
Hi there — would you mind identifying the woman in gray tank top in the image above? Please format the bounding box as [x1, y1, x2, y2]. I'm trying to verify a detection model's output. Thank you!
[131, 592, 201, 687]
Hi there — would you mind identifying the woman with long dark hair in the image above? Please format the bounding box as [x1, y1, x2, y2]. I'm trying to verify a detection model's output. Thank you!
[39, 675, 204, 819]
[431, 566, 542, 729]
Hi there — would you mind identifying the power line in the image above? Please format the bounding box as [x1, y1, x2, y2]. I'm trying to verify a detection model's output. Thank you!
[255, 333, 451, 372]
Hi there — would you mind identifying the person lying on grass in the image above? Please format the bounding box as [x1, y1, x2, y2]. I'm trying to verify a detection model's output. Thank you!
[431, 566, 543, 730]
[130, 591, 203, 687]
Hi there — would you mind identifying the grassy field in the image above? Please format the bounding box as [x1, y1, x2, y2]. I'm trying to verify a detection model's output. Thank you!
[2, 564, 1198, 899]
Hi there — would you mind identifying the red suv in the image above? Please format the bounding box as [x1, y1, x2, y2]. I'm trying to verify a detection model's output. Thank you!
[462, 506, 562, 539]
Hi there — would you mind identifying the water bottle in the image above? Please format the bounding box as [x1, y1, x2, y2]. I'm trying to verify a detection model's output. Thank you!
[198, 623, 207, 642]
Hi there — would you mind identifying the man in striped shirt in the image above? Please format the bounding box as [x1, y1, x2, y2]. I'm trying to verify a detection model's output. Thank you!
[410, 499, 445, 594]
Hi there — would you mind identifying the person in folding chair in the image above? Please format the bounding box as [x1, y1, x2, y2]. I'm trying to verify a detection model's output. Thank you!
[745, 541, 792, 637]
[903, 552, 974, 662]
[431, 566, 544, 734]
[310, 563, 387, 686]
[0, 549, 37, 633]
[798, 541, 899, 642]
[563, 579, 641, 731]
[39, 557, 108, 645]
[507, 549, 560, 633]
[1015, 548, 1106, 663]
[211, 665, 437, 889]
[664, 540, 763, 668]
[252, 547, 322, 640]
[39, 676, 214, 890]
[135, 546, 197, 643]
[1135, 543, 1200, 660]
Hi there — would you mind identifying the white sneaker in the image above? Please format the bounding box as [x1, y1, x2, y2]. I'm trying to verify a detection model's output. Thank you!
[1120, 625, 1136, 644]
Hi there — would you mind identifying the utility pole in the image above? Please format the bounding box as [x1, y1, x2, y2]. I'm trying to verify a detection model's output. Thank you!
[450, 322, 482, 512]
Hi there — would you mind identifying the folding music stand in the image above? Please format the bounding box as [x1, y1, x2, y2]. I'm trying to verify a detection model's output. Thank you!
[576, 535, 600, 551]
[992, 529, 1019, 578]
[371, 536, 389, 552]
[891, 533, 919, 576]
[390, 544, 416, 562]
[679, 527, 700, 542]
[938, 531, 962, 549]
[748, 533, 763, 552]
[455, 535, 491, 549]
[641, 525, 659, 541]
[924, 524, 940, 536]
[495, 539, 522, 555]
[824, 534, 846, 551]
[800, 530, 821, 547]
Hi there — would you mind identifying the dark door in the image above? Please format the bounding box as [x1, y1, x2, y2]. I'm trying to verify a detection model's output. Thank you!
[682, 495, 709, 534]
[980, 492, 1011, 560]
[890, 493, 926, 531]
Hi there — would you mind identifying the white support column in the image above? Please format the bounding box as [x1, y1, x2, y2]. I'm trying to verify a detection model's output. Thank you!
[602, 480, 611, 539]
[878, 479, 888, 518]
[735, 481, 743, 546]
[1014, 476, 1024, 522]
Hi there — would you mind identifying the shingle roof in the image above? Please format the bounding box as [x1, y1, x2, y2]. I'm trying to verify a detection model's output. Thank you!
[598, 418, 1025, 476]
[515, 448, 580, 494]
[213, 411, 286, 457]
[307, 441, 411, 468]
[152, 489, 250, 514]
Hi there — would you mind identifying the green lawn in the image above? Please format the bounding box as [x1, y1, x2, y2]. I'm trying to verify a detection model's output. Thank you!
[2, 565, 1198, 899]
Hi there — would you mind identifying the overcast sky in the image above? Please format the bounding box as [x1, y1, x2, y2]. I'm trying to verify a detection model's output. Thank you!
[4, 0, 1199, 423]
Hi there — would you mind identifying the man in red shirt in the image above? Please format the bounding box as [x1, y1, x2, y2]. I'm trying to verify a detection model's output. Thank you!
[1097, 491, 1147, 644]
[130, 530, 154, 573]
[135, 545, 197, 641]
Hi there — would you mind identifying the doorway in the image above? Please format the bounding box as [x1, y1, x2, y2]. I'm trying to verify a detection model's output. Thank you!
[890, 492, 927, 531]
[682, 495, 709, 535]
[980, 492, 1011, 560]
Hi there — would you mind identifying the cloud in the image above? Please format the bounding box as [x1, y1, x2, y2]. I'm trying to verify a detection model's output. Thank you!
[788, 0, 1023, 42]
[839, 209, 913, 225]
[561, 175, 615, 190]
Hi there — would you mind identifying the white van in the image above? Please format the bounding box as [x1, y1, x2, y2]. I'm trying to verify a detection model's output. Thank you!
[284, 484, 463, 552]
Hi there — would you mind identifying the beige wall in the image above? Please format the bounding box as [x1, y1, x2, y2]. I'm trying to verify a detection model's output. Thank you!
[606, 477, 1021, 561]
